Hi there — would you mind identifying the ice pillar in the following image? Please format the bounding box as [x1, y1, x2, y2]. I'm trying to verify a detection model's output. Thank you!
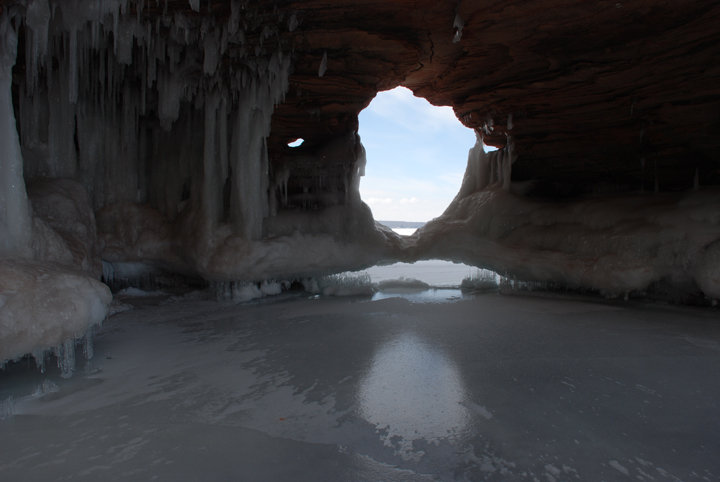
[0, 12, 32, 257]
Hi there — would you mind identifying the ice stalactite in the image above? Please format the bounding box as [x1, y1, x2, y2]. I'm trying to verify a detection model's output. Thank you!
[9, 0, 395, 290]
[452, 14, 464, 43]
[453, 132, 517, 202]
[319, 50, 328, 77]
[0, 10, 33, 258]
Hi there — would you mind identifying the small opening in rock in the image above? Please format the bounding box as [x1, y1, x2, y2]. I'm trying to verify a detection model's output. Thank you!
[288, 138, 304, 147]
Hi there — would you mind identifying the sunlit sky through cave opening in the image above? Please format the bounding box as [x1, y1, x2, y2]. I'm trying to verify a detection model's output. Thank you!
[358, 86, 495, 224]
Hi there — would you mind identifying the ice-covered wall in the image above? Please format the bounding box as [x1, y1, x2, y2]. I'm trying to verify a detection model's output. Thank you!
[413, 135, 720, 300]
[9, 0, 395, 282]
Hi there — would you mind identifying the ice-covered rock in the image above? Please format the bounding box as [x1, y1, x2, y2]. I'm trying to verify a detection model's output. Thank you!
[0, 259, 111, 363]
[417, 183, 720, 299]
[377, 277, 431, 292]
[27, 179, 103, 278]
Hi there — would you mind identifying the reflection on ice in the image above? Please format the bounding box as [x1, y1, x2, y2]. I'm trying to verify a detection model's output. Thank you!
[365, 260, 476, 288]
[358, 332, 470, 460]
[372, 288, 469, 303]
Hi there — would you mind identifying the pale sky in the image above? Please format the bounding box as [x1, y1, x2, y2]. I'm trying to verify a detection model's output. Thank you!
[358, 86, 479, 223]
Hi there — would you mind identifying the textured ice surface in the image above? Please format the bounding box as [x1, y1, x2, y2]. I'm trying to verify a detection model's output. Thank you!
[0, 259, 111, 362]
[27, 179, 103, 277]
[2, 293, 718, 480]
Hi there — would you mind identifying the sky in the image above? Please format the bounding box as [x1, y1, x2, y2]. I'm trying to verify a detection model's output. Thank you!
[357, 86, 479, 223]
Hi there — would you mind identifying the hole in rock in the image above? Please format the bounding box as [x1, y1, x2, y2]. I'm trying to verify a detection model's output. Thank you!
[288, 138, 304, 147]
[358, 86, 496, 288]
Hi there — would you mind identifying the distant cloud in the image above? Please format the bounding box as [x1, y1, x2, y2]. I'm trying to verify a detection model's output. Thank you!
[399, 197, 418, 204]
[367, 87, 460, 132]
[367, 197, 393, 204]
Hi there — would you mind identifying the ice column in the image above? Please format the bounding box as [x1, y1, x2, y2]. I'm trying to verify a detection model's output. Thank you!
[454, 132, 517, 202]
[0, 12, 33, 258]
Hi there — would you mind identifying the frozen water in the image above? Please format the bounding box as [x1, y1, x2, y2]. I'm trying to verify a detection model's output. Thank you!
[1, 292, 718, 480]
[366, 260, 477, 288]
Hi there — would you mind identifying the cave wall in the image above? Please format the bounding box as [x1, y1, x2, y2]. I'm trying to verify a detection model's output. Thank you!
[1, 0, 720, 361]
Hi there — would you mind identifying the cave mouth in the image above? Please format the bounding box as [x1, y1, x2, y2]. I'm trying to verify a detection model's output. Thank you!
[357, 87, 477, 229]
[355, 87, 488, 287]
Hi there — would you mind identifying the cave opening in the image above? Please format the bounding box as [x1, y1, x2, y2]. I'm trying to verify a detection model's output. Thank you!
[357, 86, 477, 231]
[356, 86, 495, 286]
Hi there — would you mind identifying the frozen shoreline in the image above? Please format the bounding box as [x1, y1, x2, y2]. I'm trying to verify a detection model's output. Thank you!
[2, 290, 719, 481]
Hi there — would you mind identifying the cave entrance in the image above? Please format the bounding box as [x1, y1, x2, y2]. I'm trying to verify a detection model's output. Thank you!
[357, 86, 495, 288]
[358, 86, 477, 232]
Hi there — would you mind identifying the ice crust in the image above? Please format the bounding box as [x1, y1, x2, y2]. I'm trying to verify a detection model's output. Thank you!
[0, 259, 111, 364]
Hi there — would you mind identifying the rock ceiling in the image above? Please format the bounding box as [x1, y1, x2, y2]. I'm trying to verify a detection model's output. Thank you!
[5, 0, 719, 195]
[268, 0, 720, 195]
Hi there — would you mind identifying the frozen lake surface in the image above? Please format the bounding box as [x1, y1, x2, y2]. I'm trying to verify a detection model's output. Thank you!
[1, 288, 719, 481]
[366, 259, 477, 288]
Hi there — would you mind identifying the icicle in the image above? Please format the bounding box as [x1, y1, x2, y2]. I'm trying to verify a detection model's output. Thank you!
[0, 396, 14, 420]
[57, 338, 76, 378]
[219, 92, 228, 181]
[507, 113, 513, 130]
[288, 13, 298, 32]
[68, 28, 80, 103]
[83, 328, 94, 360]
[453, 13, 464, 43]
[501, 138, 517, 190]
[203, 30, 220, 75]
[31, 348, 46, 372]
[0, 11, 33, 257]
[25, 0, 51, 95]
[318, 50, 327, 77]
[203, 90, 221, 225]
[189, 0, 200, 12]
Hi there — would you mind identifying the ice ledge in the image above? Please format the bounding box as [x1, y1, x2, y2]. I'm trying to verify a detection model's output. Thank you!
[0, 259, 111, 363]
[413, 187, 720, 299]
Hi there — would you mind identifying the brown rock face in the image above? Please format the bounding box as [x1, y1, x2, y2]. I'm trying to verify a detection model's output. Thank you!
[269, 0, 720, 196]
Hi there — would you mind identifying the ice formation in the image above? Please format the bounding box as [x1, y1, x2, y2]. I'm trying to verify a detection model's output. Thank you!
[414, 135, 720, 299]
[0, 259, 110, 367]
[2, 0, 720, 368]
[0, 10, 32, 259]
